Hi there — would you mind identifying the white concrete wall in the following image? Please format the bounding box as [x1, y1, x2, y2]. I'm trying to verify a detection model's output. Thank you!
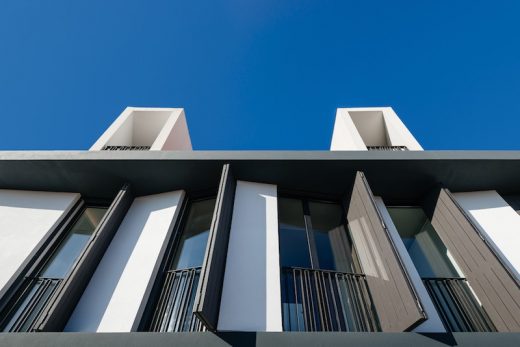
[375, 197, 446, 332]
[330, 107, 423, 151]
[218, 181, 282, 332]
[0, 190, 80, 293]
[330, 109, 367, 150]
[65, 190, 185, 332]
[453, 190, 520, 280]
[158, 109, 192, 150]
[90, 107, 192, 151]
[383, 107, 423, 150]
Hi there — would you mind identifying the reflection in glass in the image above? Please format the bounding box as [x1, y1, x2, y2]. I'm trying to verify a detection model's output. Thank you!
[171, 198, 216, 270]
[308, 201, 358, 273]
[387, 207, 459, 278]
[278, 198, 311, 268]
[41, 207, 107, 279]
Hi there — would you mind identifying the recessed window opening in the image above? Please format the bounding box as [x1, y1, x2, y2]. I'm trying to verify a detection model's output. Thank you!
[278, 195, 379, 332]
[387, 206, 496, 332]
[147, 197, 216, 333]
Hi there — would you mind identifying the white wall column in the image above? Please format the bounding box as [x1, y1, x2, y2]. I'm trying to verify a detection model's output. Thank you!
[65, 190, 185, 332]
[375, 197, 446, 332]
[453, 190, 520, 280]
[217, 181, 282, 331]
[0, 190, 80, 293]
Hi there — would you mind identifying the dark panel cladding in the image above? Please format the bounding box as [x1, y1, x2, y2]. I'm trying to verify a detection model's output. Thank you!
[34, 185, 134, 332]
[1, 151, 520, 204]
[193, 164, 236, 330]
[426, 188, 520, 332]
[346, 171, 425, 331]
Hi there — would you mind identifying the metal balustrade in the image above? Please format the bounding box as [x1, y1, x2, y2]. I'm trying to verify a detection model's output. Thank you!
[149, 267, 205, 332]
[366, 146, 408, 151]
[281, 267, 379, 332]
[422, 277, 496, 332]
[1, 277, 62, 332]
[102, 145, 151, 151]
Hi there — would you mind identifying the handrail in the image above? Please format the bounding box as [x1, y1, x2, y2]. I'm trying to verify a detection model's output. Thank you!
[366, 146, 408, 151]
[149, 267, 205, 332]
[281, 267, 379, 332]
[422, 277, 495, 332]
[102, 145, 151, 151]
[0, 277, 63, 332]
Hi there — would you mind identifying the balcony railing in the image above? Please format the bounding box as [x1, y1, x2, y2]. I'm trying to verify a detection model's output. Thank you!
[102, 145, 151, 151]
[422, 277, 496, 332]
[1, 277, 62, 332]
[366, 146, 408, 151]
[149, 267, 205, 332]
[281, 267, 379, 332]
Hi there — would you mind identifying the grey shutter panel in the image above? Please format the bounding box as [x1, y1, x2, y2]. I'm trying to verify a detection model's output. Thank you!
[346, 171, 426, 331]
[427, 188, 520, 331]
[193, 164, 236, 331]
[35, 184, 134, 331]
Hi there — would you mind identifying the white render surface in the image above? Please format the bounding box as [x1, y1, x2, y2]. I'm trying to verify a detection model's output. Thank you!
[218, 181, 282, 332]
[330, 107, 423, 151]
[65, 190, 185, 332]
[90, 107, 192, 151]
[375, 197, 446, 333]
[0, 190, 80, 292]
[453, 190, 520, 279]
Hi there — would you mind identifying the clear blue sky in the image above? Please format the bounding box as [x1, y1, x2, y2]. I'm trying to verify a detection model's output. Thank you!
[1, 1, 519, 150]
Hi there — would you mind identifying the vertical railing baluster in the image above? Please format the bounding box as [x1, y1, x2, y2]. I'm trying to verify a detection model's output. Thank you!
[149, 267, 204, 332]
[280, 267, 378, 332]
[422, 277, 496, 332]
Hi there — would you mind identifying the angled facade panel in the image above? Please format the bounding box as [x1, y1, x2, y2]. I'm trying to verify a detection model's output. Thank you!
[35, 185, 134, 331]
[428, 188, 520, 332]
[193, 164, 236, 330]
[346, 171, 426, 331]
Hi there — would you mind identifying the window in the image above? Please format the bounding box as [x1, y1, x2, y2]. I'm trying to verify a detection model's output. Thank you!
[0, 206, 108, 332]
[387, 207, 496, 332]
[147, 197, 216, 332]
[278, 196, 378, 332]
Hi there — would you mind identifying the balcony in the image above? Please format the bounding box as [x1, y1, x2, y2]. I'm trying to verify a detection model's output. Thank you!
[423, 277, 496, 332]
[281, 267, 379, 332]
[148, 267, 205, 332]
[102, 145, 151, 151]
[366, 146, 408, 151]
[0, 277, 62, 332]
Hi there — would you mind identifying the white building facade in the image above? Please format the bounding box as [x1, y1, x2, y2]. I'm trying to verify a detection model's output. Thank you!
[0, 107, 520, 346]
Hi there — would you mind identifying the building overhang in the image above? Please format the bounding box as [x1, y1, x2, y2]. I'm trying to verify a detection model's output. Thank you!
[0, 151, 519, 204]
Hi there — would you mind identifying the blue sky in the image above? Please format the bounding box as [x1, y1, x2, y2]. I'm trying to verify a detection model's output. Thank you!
[0, 1, 519, 150]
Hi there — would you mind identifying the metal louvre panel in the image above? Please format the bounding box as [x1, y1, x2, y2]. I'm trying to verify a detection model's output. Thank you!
[346, 171, 426, 331]
[193, 164, 236, 330]
[34, 184, 134, 332]
[427, 188, 520, 331]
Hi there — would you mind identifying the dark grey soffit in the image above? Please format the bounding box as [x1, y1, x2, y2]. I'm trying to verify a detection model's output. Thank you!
[0, 332, 519, 347]
[1, 151, 520, 204]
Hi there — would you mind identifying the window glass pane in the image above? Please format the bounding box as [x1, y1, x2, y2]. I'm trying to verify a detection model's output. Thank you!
[309, 201, 358, 272]
[40, 207, 107, 279]
[171, 198, 216, 270]
[387, 207, 460, 278]
[278, 198, 311, 268]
